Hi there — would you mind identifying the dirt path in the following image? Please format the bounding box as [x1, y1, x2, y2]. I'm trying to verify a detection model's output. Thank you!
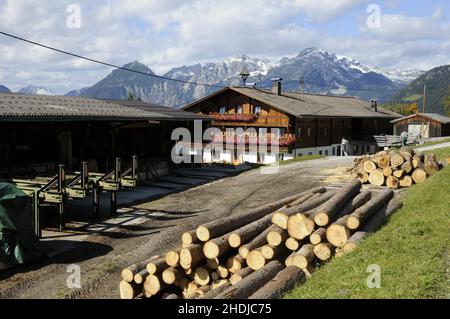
[0, 156, 354, 299]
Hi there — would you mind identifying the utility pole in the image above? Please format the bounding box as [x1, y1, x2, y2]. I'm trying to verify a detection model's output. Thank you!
[423, 85, 427, 113]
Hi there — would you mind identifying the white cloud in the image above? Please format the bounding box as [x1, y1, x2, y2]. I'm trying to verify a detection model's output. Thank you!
[0, 0, 448, 93]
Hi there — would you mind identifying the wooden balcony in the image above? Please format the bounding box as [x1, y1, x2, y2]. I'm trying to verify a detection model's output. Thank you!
[210, 114, 290, 128]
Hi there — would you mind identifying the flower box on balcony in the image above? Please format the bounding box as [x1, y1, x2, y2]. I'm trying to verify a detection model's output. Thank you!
[210, 113, 257, 123]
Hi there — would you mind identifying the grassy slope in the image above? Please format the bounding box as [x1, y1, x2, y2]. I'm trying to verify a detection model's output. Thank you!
[285, 148, 450, 299]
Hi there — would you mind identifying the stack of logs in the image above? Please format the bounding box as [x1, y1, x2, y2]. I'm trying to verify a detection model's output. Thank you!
[119, 180, 403, 299]
[349, 147, 441, 188]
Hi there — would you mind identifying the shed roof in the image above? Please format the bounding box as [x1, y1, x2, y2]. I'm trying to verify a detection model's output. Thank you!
[0, 93, 171, 122]
[390, 113, 450, 124]
[183, 86, 402, 119]
[101, 99, 211, 121]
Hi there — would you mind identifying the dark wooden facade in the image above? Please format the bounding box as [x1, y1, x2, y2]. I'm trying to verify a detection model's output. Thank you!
[185, 88, 395, 152]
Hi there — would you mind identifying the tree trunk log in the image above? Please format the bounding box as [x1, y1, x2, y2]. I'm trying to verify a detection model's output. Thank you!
[239, 225, 275, 258]
[146, 256, 167, 275]
[313, 243, 334, 261]
[203, 233, 231, 259]
[134, 269, 149, 284]
[181, 230, 198, 247]
[287, 213, 315, 240]
[393, 170, 404, 178]
[285, 237, 300, 251]
[228, 214, 272, 248]
[229, 267, 253, 285]
[266, 227, 289, 247]
[382, 167, 393, 177]
[390, 151, 405, 168]
[424, 153, 439, 176]
[399, 175, 413, 188]
[193, 266, 211, 286]
[248, 266, 307, 299]
[119, 280, 141, 299]
[180, 244, 204, 269]
[291, 244, 315, 269]
[121, 255, 160, 282]
[309, 227, 327, 245]
[215, 261, 284, 299]
[386, 175, 399, 189]
[346, 190, 394, 230]
[162, 267, 182, 285]
[313, 179, 362, 226]
[411, 168, 427, 184]
[144, 274, 167, 296]
[246, 248, 266, 270]
[326, 215, 351, 247]
[272, 191, 337, 229]
[199, 282, 231, 299]
[196, 188, 327, 242]
[343, 199, 403, 253]
[165, 249, 180, 267]
[363, 160, 377, 172]
[226, 254, 245, 274]
[369, 169, 385, 186]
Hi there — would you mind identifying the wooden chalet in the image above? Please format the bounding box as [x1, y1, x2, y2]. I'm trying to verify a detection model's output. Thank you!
[182, 82, 401, 164]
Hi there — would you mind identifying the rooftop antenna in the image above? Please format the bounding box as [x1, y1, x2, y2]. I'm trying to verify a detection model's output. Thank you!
[299, 77, 305, 98]
[239, 65, 250, 87]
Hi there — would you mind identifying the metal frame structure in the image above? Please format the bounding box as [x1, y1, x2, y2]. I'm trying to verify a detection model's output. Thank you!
[7, 156, 138, 238]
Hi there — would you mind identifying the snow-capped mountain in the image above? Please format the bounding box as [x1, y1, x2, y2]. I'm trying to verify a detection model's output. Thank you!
[0, 85, 11, 93]
[67, 48, 424, 107]
[18, 85, 55, 95]
[375, 69, 425, 85]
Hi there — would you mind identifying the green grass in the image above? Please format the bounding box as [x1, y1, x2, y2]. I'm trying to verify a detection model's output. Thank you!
[278, 155, 324, 166]
[402, 94, 423, 102]
[285, 148, 450, 299]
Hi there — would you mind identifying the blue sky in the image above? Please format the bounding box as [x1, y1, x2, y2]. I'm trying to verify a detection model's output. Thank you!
[0, 0, 449, 93]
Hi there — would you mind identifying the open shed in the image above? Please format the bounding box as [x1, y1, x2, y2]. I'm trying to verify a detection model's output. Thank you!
[391, 113, 450, 138]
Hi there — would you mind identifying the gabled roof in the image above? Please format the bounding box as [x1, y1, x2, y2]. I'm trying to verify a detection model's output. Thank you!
[390, 113, 450, 124]
[183, 86, 402, 119]
[0, 93, 170, 122]
[101, 99, 211, 121]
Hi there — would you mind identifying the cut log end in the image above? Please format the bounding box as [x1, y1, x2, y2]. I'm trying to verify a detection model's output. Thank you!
[194, 267, 211, 286]
[203, 241, 220, 259]
[196, 226, 210, 242]
[119, 280, 139, 299]
[313, 212, 329, 227]
[246, 250, 266, 271]
[228, 233, 241, 248]
[346, 215, 360, 230]
[165, 251, 180, 267]
[121, 269, 134, 283]
[326, 224, 350, 247]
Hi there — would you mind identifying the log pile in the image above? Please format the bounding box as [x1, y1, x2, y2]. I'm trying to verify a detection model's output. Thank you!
[119, 181, 403, 299]
[349, 147, 441, 188]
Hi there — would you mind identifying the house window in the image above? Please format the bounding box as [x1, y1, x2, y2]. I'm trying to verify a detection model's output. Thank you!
[254, 106, 261, 115]
[297, 128, 302, 138]
[219, 106, 226, 114]
[307, 128, 312, 138]
[236, 105, 243, 114]
[271, 128, 281, 137]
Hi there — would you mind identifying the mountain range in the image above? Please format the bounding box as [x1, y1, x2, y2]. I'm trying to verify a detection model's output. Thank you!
[390, 65, 450, 116]
[1, 48, 428, 109]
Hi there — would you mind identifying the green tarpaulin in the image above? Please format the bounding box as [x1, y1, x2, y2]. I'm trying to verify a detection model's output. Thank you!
[0, 183, 44, 270]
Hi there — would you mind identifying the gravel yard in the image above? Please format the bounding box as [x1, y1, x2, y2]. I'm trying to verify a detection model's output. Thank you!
[0, 156, 354, 299]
